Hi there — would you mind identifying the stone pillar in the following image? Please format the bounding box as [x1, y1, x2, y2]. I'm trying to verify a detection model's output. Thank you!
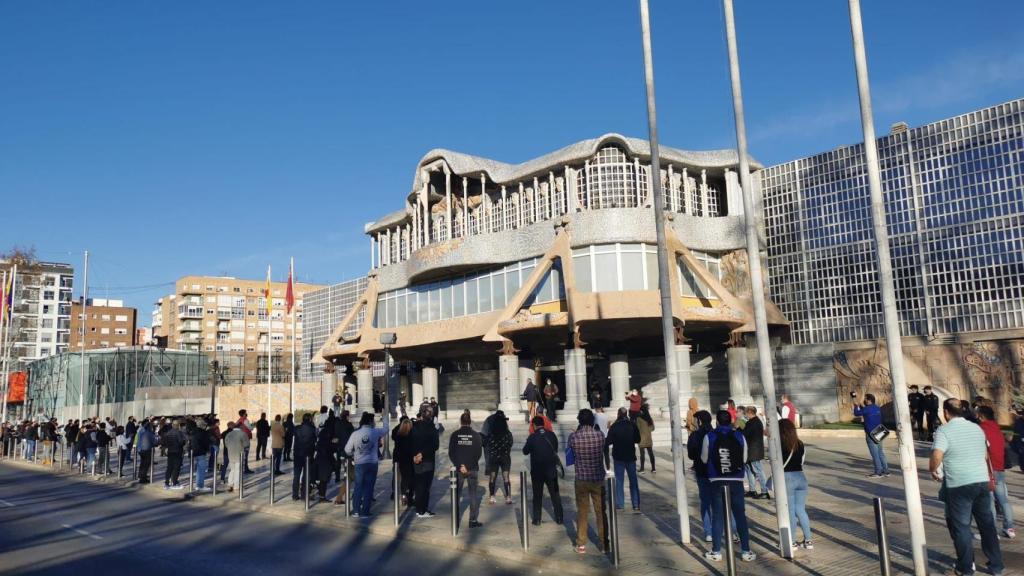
[562, 348, 589, 413]
[498, 354, 521, 413]
[674, 344, 694, 419]
[410, 366, 424, 410]
[727, 346, 755, 406]
[609, 354, 630, 411]
[422, 366, 439, 413]
[357, 368, 374, 416]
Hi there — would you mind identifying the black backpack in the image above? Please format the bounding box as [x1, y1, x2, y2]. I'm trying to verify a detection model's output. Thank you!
[709, 429, 745, 478]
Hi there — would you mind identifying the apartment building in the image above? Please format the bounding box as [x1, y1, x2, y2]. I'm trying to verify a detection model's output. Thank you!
[0, 260, 74, 371]
[70, 299, 138, 350]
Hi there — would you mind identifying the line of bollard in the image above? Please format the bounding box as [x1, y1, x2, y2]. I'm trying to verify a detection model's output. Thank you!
[188, 451, 194, 494]
[723, 485, 737, 576]
[392, 460, 399, 527]
[238, 465, 244, 500]
[132, 447, 138, 480]
[269, 459, 275, 506]
[874, 497, 892, 576]
[449, 467, 458, 537]
[520, 470, 529, 550]
[304, 456, 310, 512]
[606, 475, 619, 566]
[343, 458, 350, 517]
[150, 449, 155, 483]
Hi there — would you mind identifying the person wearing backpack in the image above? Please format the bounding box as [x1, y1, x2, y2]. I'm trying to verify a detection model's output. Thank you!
[701, 410, 756, 562]
[522, 415, 563, 525]
[606, 407, 642, 512]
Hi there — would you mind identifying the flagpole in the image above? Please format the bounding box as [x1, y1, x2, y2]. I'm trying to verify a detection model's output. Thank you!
[2, 265, 20, 423]
[0, 269, 9, 423]
[266, 265, 272, 417]
[289, 257, 295, 414]
[79, 252, 88, 422]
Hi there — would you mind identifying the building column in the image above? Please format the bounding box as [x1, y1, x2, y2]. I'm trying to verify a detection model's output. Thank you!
[609, 354, 630, 411]
[727, 346, 755, 406]
[357, 367, 374, 415]
[674, 344, 694, 419]
[561, 347, 588, 413]
[498, 354, 521, 413]
[410, 366, 424, 410]
[422, 366, 439, 413]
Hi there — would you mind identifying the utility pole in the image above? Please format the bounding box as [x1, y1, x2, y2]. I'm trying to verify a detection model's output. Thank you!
[721, 0, 792, 558]
[847, 2, 927, 573]
[637, 0, 691, 545]
[78, 250, 89, 422]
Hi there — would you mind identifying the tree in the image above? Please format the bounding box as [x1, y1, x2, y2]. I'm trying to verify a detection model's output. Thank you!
[0, 245, 37, 267]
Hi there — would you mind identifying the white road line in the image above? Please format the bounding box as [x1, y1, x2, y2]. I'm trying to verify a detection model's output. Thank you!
[61, 523, 103, 540]
[0, 498, 14, 507]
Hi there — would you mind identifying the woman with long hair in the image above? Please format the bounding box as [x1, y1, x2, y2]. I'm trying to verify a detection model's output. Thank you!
[486, 411, 514, 504]
[779, 418, 812, 549]
[393, 417, 415, 506]
[637, 404, 656, 474]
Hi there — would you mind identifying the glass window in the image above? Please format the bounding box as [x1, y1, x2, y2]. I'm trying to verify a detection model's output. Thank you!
[645, 251, 659, 291]
[575, 253, 593, 292]
[453, 282, 465, 317]
[466, 277, 478, 315]
[595, 252, 618, 292]
[492, 271, 506, 309]
[440, 283, 452, 320]
[479, 275, 492, 313]
[428, 287, 440, 321]
[621, 251, 645, 290]
[396, 294, 407, 326]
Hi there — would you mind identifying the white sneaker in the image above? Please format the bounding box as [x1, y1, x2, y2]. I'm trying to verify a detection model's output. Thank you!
[704, 551, 722, 562]
[416, 511, 435, 518]
[705, 535, 713, 543]
[1003, 528, 1016, 539]
[741, 551, 757, 562]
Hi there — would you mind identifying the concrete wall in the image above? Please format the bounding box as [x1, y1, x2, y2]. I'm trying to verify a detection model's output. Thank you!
[745, 344, 838, 426]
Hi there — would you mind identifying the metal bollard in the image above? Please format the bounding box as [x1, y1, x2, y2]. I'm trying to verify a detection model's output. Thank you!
[874, 497, 892, 576]
[450, 467, 458, 537]
[520, 470, 529, 550]
[238, 463, 244, 500]
[606, 475, 619, 566]
[132, 447, 138, 480]
[723, 485, 737, 576]
[344, 458, 351, 517]
[393, 459, 400, 527]
[304, 456, 310, 512]
[189, 451, 194, 494]
[269, 459, 275, 506]
[150, 449, 155, 483]
[118, 449, 123, 479]
[211, 455, 217, 496]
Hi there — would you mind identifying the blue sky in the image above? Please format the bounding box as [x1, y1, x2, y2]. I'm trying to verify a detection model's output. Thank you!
[2, 1, 1022, 324]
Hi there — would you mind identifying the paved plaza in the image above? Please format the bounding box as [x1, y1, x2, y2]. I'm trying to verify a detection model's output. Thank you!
[1, 434, 1021, 575]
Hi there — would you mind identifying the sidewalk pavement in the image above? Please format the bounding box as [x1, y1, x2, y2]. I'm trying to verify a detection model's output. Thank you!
[3, 436, 1022, 575]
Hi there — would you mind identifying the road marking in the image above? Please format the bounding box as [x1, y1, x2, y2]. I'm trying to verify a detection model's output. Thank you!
[0, 498, 14, 507]
[61, 523, 103, 540]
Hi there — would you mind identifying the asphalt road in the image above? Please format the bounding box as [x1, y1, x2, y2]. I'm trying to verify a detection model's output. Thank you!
[0, 463, 533, 576]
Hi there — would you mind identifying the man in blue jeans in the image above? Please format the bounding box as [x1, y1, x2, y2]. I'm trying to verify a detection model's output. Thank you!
[344, 411, 389, 518]
[702, 410, 756, 562]
[604, 408, 641, 512]
[930, 399, 1004, 576]
[853, 393, 889, 477]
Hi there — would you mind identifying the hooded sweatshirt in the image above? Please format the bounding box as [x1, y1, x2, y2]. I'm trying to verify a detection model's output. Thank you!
[345, 424, 388, 465]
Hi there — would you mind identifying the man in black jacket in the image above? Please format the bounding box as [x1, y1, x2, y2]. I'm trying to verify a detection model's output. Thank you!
[449, 410, 484, 528]
[255, 413, 270, 461]
[522, 415, 563, 525]
[96, 423, 114, 474]
[334, 411, 354, 484]
[160, 420, 188, 490]
[124, 417, 137, 463]
[410, 407, 440, 517]
[291, 413, 317, 500]
[283, 414, 295, 462]
[190, 419, 212, 491]
[741, 407, 768, 498]
[605, 408, 641, 512]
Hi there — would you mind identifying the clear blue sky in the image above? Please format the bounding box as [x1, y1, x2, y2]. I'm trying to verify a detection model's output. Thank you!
[2, 1, 1022, 325]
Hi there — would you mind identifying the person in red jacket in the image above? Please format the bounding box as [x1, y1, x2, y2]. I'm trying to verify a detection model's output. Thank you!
[978, 406, 1016, 538]
[236, 409, 254, 474]
[529, 406, 554, 434]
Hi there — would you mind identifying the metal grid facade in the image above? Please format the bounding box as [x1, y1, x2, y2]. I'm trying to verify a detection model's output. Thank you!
[761, 99, 1024, 344]
[299, 276, 368, 381]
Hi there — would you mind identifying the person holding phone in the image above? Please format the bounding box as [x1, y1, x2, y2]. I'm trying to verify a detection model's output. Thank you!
[853, 393, 890, 478]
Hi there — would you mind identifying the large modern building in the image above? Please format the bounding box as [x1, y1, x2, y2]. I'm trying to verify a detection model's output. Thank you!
[298, 276, 369, 383]
[0, 259, 75, 370]
[316, 99, 1024, 425]
[317, 134, 785, 418]
[152, 275, 324, 385]
[70, 298, 138, 350]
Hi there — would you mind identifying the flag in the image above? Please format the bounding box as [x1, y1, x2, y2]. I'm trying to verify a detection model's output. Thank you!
[285, 258, 295, 314]
[1, 270, 11, 323]
[264, 265, 272, 317]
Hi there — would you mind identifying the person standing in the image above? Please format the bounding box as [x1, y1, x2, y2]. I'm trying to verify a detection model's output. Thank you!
[115, 425, 129, 475]
[161, 419, 187, 490]
[484, 411, 513, 505]
[190, 418, 211, 491]
[522, 379, 540, 421]
[255, 413, 270, 461]
[978, 406, 1016, 538]
[923, 386, 940, 441]
[333, 410, 354, 484]
[702, 410, 756, 562]
[223, 422, 246, 492]
[930, 399, 1004, 576]
[569, 409, 606, 554]
[780, 395, 798, 425]
[543, 379, 560, 421]
[853, 393, 890, 477]
[908, 385, 924, 439]
[270, 414, 285, 475]
[523, 415, 563, 525]
[136, 420, 156, 484]
[636, 405, 656, 475]
[742, 406, 768, 498]
[779, 419, 812, 549]
[96, 422, 113, 474]
[315, 412, 338, 503]
[687, 410, 715, 541]
[236, 409, 254, 473]
[291, 413, 316, 500]
[606, 408, 641, 512]
[1012, 407, 1024, 474]
[392, 417, 415, 507]
[448, 410, 484, 528]
[124, 417, 137, 463]
[282, 413, 295, 462]
[410, 406, 440, 518]
[626, 390, 643, 422]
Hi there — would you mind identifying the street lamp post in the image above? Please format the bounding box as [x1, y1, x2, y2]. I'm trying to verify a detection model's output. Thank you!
[380, 332, 396, 459]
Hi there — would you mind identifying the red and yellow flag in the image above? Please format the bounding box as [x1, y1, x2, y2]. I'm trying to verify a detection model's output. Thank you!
[263, 265, 272, 317]
[285, 258, 295, 314]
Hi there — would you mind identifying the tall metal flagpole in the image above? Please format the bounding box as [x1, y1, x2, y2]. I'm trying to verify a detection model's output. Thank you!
[0, 269, 10, 422]
[847, 2, 927, 573]
[4, 266, 20, 422]
[721, 0, 792, 558]
[637, 0, 691, 545]
[266, 265, 272, 417]
[79, 252, 89, 422]
[289, 257, 295, 414]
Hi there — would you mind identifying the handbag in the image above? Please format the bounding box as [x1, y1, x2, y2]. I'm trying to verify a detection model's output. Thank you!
[869, 424, 890, 444]
[565, 441, 576, 467]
